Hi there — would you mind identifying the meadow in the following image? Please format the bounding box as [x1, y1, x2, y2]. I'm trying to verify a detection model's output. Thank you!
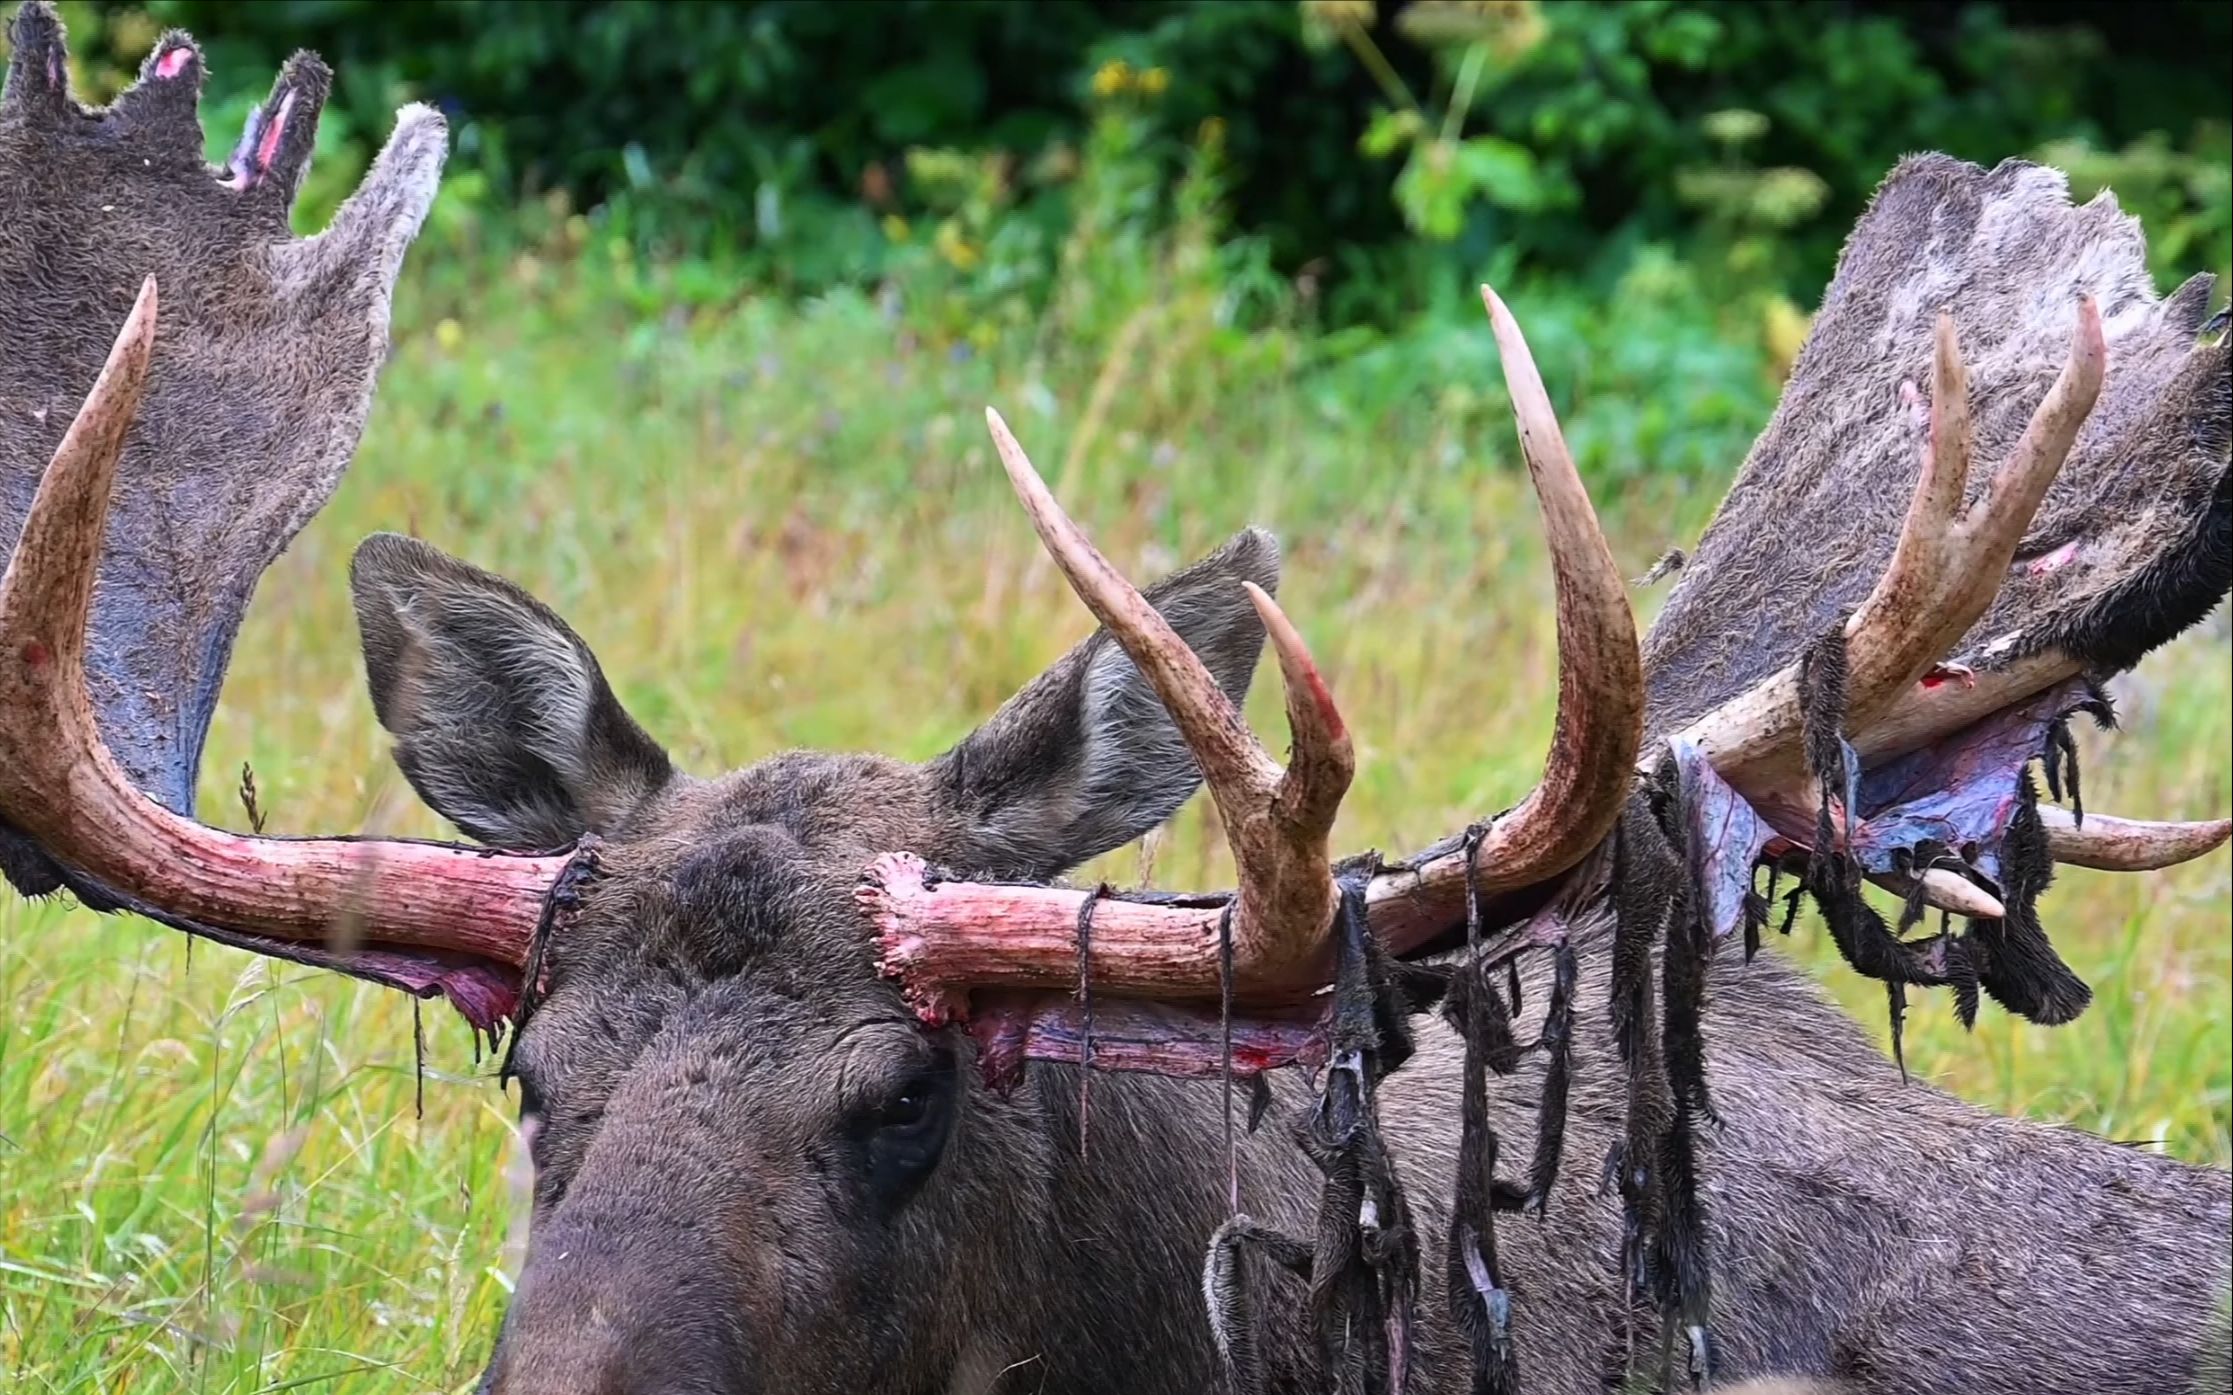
[2, 218, 2229, 1392]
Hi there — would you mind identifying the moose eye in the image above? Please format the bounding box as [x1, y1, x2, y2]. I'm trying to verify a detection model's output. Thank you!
[877, 1080, 938, 1134]
[855, 1048, 957, 1209]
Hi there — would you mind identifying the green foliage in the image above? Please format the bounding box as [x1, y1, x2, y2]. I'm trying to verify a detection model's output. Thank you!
[79, 0, 2228, 327]
[2041, 127, 2233, 292]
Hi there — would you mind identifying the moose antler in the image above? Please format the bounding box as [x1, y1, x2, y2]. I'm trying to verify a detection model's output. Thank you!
[986, 407, 1353, 988]
[0, 4, 563, 1028]
[1664, 300, 2112, 918]
[872, 157, 2232, 1076]
[870, 287, 1645, 1031]
[0, 281, 562, 982]
[1678, 303, 2105, 788]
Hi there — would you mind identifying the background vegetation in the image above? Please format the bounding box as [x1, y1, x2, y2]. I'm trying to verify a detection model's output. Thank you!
[2, 1, 2228, 1390]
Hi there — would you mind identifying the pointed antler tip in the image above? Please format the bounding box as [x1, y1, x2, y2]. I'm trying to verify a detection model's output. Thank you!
[1239, 581, 1299, 657]
[984, 406, 1048, 507]
[2074, 293, 2107, 359]
[126, 276, 160, 331]
[1241, 579, 1352, 758]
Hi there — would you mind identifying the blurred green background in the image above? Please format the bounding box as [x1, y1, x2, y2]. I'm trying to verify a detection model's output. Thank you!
[48, 0, 2233, 485]
[2, 3, 2229, 1391]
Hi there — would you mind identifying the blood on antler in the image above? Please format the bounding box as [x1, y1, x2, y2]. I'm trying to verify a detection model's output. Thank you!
[868, 271, 2230, 1073]
[1673, 298, 2228, 909]
[1678, 305, 2107, 789]
[986, 405, 1354, 991]
[869, 286, 1647, 1038]
[0, 280, 564, 973]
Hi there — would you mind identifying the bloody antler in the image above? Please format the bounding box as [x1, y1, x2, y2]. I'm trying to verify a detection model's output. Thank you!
[0, 284, 562, 967]
[870, 281, 2228, 1067]
[1676, 302, 2107, 789]
[1678, 295, 2222, 909]
[872, 287, 1644, 1015]
[987, 407, 1353, 989]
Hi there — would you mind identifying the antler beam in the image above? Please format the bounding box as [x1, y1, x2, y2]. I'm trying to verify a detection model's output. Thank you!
[0, 284, 561, 965]
[2038, 806, 2232, 871]
[874, 287, 1642, 1008]
[1672, 300, 2107, 789]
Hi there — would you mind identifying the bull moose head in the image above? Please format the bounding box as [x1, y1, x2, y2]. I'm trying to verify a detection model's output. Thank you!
[4, 6, 2228, 1393]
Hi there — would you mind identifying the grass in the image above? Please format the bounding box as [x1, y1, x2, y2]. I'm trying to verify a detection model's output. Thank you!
[1, 244, 2227, 1391]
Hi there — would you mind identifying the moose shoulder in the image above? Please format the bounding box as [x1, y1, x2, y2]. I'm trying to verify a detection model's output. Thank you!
[2, 5, 2229, 1393]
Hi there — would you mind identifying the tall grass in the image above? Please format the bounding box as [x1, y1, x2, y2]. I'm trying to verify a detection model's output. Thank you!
[1, 223, 2227, 1391]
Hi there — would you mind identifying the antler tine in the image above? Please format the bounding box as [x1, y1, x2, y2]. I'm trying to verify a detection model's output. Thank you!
[1343, 292, 1649, 944]
[2, 2, 71, 124]
[0, 277, 158, 701]
[1243, 581, 1354, 838]
[1980, 297, 2106, 553]
[283, 102, 449, 297]
[0, 286, 561, 973]
[1678, 297, 2107, 789]
[1471, 286, 1644, 880]
[1919, 311, 1973, 535]
[987, 408, 1342, 978]
[2037, 806, 2232, 871]
[988, 408, 1279, 800]
[877, 300, 1640, 1014]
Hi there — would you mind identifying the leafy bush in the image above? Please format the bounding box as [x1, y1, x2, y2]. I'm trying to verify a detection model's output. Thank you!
[18, 0, 2221, 493]
[54, 1, 2219, 314]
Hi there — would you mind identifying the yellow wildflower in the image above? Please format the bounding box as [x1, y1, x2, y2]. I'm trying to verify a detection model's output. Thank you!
[434, 318, 464, 351]
[1091, 60, 1132, 98]
[935, 221, 980, 272]
[1138, 67, 1170, 96]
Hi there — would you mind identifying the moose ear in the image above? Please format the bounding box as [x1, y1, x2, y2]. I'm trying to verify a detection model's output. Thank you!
[349, 534, 675, 849]
[929, 528, 1279, 878]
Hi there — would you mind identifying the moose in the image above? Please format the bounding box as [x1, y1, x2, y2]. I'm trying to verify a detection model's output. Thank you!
[3, 5, 2229, 1392]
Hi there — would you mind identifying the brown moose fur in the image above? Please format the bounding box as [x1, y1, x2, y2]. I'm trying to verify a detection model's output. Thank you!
[473, 760, 2233, 1393]
[349, 545, 2229, 1395]
[3, 6, 2230, 1393]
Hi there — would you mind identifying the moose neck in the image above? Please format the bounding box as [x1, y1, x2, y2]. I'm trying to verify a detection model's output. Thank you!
[977, 1062, 1324, 1393]
[986, 914, 2233, 1395]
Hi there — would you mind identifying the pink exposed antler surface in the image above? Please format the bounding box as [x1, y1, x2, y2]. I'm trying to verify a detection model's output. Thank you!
[0, 284, 561, 967]
[866, 285, 2227, 1075]
[872, 287, 1645, 1047]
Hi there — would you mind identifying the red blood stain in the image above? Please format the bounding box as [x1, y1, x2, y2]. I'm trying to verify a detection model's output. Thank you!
[1229, 1044, 1282, 1073]
[20, 640, 50, 669]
